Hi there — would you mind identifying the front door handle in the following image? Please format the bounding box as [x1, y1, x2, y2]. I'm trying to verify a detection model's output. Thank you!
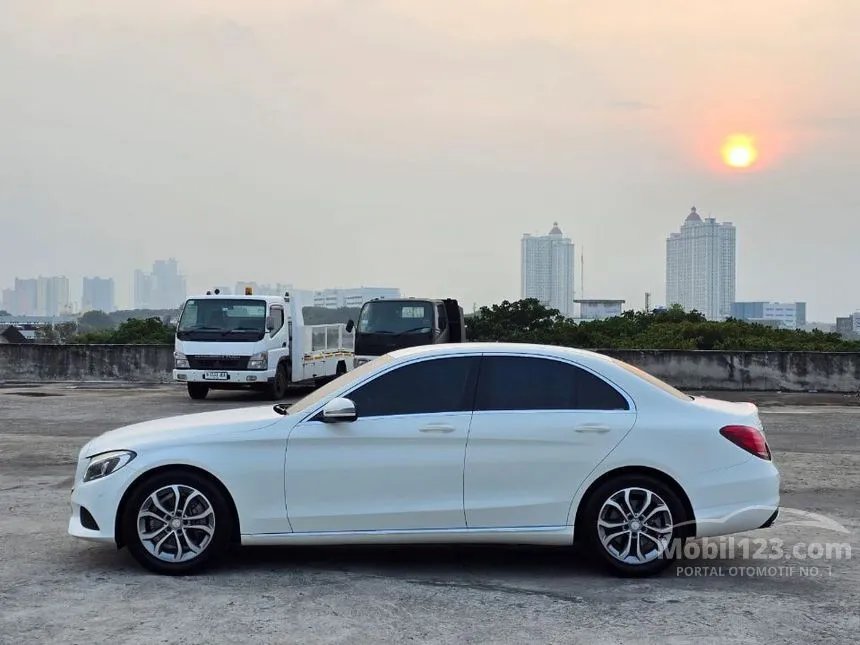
[575, 424, 611, 434]
[419, 424, 456, 434]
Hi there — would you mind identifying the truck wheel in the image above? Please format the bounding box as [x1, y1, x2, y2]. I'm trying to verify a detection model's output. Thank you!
[269, 363, 288, 400]
[187, 383, 209, 400]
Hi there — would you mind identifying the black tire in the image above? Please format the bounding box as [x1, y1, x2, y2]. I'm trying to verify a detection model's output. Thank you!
[187, 383, 209, 400]
[581, 473, 688, 578]
[121, 468, 234, 575]
[336, 361, 347, 376]
[269, 362, 288, 400]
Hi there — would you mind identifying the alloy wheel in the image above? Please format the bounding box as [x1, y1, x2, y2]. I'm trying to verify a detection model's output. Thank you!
[136, 484, 216, 563]
[596, 486, 674, 565]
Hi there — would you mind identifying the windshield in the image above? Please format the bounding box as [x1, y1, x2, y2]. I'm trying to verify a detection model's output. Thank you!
[610, 357, 693, 401]
[177, 298, 267, 341]
[285, 354, 395, 415]
[357, 301, 434, 334]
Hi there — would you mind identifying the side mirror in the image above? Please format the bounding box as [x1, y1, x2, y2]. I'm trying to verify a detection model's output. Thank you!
[345, 319, 355, 333]
[321, 397, 357, 422]
[265, 315, 275, 331]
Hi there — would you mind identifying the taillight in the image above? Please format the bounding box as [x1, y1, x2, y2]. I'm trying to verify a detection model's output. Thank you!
[719, 425, 772, 460]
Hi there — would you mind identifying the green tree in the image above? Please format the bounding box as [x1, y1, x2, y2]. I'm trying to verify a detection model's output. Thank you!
[74, 317, 175, 344]
[77, 310, 116, 333]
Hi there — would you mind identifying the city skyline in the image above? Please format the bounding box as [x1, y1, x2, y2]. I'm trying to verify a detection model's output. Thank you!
[1, 3, 857, 324]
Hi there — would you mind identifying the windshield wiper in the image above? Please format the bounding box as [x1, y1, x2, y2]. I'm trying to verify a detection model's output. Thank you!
[392, 326, 431, 336]
[221, 327, 262, 336]
[273, 403, 291, 415]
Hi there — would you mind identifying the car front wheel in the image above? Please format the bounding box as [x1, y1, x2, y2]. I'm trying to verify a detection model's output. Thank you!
[121, 469, 233, 575]
[582, 474, 688, 578]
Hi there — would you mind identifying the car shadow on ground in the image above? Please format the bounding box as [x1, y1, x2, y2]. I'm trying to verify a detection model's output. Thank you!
[74, 543, 615, 581]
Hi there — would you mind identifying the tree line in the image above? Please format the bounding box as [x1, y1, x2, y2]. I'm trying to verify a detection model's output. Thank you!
[21, 299, 860, 351]
[466, 299, 860, 351]
[30, 306, 361, 345]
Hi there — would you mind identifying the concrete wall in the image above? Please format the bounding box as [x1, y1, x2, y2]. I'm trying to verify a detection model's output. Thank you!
[0, 344, 175, 384]
[1, 344, 860, 392]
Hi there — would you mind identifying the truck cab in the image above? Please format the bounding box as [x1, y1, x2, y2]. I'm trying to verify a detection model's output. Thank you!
[346, 297, 466, 367]
[173, 289, 353, 400]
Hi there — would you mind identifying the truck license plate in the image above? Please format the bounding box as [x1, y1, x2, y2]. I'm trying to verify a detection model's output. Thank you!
[203, 371, 229, 380]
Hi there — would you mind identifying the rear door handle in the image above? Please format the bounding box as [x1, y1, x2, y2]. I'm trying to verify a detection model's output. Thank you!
[419, 424, 456, 434]
[575, 424, 611, 434]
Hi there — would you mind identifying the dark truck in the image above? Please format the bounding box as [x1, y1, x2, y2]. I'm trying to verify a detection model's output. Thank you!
[346, 297, 467, 367]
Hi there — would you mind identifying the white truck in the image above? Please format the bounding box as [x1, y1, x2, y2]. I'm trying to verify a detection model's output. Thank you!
[172, 289, 354, 400]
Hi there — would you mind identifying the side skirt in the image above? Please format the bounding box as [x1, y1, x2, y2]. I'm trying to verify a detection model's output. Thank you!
[241, 526, 574, 547]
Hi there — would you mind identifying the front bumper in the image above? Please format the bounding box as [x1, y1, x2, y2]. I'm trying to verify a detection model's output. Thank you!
[67, 459, 142, 545]
[173, 368, 275, 385]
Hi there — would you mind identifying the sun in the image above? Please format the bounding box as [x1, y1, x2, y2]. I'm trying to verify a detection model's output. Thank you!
[721, 134, 758, 169]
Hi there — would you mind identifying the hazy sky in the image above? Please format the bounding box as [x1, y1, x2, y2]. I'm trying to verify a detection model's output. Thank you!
[2, 0, 858, 320]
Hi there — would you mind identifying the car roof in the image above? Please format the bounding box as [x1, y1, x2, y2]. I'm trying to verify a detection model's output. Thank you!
[388, 342, 614, 364]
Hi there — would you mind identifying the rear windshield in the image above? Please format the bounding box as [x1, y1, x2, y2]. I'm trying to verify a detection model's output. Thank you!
[610, 357, 693, 401]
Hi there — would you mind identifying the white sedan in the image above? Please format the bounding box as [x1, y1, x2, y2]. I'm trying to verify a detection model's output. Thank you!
[68, 342, 780, 577]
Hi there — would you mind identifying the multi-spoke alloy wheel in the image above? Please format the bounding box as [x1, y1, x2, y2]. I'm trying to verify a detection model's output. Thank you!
[582, 474, 688, 578]
[122, 470, 233, 575]
[137, 484, 216, 563]
[597, 487, 673, 565]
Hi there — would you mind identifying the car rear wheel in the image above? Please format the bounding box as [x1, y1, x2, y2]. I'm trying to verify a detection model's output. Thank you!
[582, 474, 688, 578]
[122, 469, 233, 575]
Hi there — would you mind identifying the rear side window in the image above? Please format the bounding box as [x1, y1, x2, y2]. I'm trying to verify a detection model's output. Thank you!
[474, 356, 629, 411]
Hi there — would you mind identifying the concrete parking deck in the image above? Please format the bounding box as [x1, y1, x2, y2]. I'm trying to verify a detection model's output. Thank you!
[1, 385, 858, 644]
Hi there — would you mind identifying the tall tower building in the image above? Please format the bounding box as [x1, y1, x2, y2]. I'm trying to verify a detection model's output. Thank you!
[521, 222, 575, 317]
[82, 277, 116, 313]
[666, 207, 736, 320]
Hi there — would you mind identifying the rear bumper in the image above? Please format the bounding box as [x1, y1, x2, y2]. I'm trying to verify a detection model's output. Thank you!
[688, 457, 780, 538]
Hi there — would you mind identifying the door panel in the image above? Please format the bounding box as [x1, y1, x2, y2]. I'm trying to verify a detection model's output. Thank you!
[463, 354, 637, 528]
[464, 409, 635, 527]
[286, 412, 472, 532]
[284, 355, 480, 533]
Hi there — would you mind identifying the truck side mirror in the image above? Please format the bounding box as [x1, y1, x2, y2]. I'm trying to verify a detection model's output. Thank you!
[265, 315, 275, 331]
[345, 320, 354, 333]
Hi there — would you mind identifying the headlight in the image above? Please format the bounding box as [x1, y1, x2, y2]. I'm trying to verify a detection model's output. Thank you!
[83, 450, 136, 483]
[248, 351, 268, 370]
[174, 351, 189, 369]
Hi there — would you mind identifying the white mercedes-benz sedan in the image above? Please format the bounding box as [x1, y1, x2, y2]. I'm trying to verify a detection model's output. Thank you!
[68, 342, 780, 577]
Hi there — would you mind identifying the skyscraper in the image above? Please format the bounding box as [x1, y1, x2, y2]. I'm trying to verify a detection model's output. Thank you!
[521, 222, 575, 317]
[666, 207, 736, 320]
[134, 259, 187, 310]
[82, 277, 116, 312]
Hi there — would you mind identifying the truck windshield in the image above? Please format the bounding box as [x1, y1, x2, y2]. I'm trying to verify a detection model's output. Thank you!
[177, 298, 267, 341]
[357, 301, 434, 334]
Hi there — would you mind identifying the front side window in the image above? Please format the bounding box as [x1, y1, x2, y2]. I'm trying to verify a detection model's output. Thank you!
[347, 356, 479, 417]
[474, 356, 630, 411]
[269, 306, 284, 335]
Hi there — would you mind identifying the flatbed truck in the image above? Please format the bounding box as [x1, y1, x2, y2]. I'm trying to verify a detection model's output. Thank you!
[173, 289, 353, 400]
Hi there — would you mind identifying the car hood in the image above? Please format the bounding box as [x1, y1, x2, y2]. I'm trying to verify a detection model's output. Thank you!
[81, 405, 286, 456]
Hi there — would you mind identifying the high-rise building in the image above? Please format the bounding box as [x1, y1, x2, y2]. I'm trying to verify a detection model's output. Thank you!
[134, 259, 187, 310]
[666, 207, 736, 321]
[133, 270, 154, 309]
[82, 277, 116, 313]
[731, 301, 806, 330]
[521, 223, 575, 317]
[37, 276, 71, 316]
